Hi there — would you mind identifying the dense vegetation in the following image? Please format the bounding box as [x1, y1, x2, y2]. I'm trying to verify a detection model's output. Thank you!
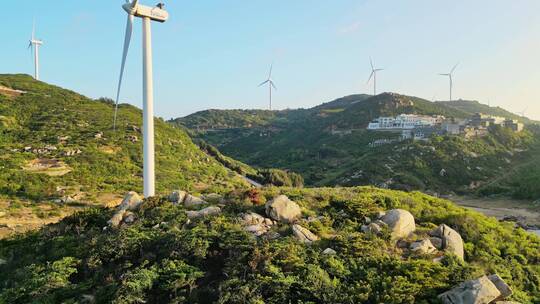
[1, 187, 539, 303]
[0, 74, 248, 203]
[173, 93, 540, 200]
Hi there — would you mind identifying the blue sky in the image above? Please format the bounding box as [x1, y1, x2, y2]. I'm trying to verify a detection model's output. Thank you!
[1, 0, 540, 120]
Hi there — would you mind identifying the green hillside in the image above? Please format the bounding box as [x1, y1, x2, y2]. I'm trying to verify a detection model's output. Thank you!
[174, 93, 540, 199]
[437, 99, 535, 124]
[1, 187, 539, 303]
[0, 74, 249, 235]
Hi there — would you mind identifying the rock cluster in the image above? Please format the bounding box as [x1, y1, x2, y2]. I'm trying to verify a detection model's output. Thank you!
[360, 209, 465, 261]
[186, 207, 221, 219]
[240, 212, 275, 236]
[107, 192, 143, 228]
[439, 274, 514, 304]
[168, 190, 208, 208]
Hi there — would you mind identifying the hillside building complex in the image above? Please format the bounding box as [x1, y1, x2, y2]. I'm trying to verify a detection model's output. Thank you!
[366, 112, 524, 143]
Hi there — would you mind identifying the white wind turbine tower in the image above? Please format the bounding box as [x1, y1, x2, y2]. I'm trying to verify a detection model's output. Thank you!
[439, 63, 459, 101]
[259, 64, 277, 110]
[28, 21, 43, 80]
[367, 58, 383, 96]
[113, 0, 169, 197]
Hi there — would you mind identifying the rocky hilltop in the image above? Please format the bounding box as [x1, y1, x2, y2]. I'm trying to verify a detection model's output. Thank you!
[1, 187, 538, 303]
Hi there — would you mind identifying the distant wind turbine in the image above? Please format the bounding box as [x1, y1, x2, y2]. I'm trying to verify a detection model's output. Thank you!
[28, 21, 43, 80]
[518, 107, 528, 117]
[259, 64, 277, 110]
[113, 0, 169, 198]
[439, 63, 459, 101]
[367, 58, 383, 95]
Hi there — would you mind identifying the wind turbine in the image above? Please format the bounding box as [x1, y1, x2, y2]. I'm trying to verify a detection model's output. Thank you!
[259, 64, 277, 110]
[28, 21, 43, 80]
[367, 58, 383, 96]
[439, 63, 459, 101]
[113, 0, 169, 197]
[518, 107, 528, 118]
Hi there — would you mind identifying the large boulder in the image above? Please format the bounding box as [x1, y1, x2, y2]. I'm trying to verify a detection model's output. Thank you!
[381, 209, 415, 239]
[439, 275, 501, 304]
[186, 206, 221, 219]
[430, 224, 464, 260]
[488, 274, 513, 300]
[265, 195, 302, 223]
[292, 224, 319, 244]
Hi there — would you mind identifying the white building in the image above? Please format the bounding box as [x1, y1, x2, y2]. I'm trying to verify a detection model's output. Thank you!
[367, 114, 444, 130]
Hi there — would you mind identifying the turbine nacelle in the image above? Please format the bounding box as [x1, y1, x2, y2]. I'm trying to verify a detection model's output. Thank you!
[30, 39, 43, 46]
[123, 1, 169, 22]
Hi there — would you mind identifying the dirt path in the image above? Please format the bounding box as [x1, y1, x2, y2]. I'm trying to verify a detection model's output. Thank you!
[450, 196, 540, 236]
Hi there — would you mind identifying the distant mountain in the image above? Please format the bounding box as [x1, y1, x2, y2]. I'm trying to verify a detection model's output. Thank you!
[174, 92, 540, 199]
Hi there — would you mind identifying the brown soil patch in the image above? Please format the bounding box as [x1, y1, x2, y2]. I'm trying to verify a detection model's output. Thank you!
[0, 192, 125, 239]
[22, 158, 72, 176]
[0, 85, 25, 98]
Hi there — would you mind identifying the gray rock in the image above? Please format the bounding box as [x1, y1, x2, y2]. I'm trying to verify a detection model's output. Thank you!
[410, 239, 437, 254]
[381, 209, 416, 239]
[168, 190, 187, 204]
[117, 191, 143, 211]
[292, 224, 319, 244]
[184, 194, 208, 208]
[375, 211, 386, 219]
[361, 223, 382, 235]
[107, 209, 126, 228]
[123, 211, 136, 224]
[241, 212, 266, 225]
[265, 195, 302, 223]
[322, 248, 337, 255]
[186, 206, 221, 219]
[0, 258, 6, 265]
[439, 275, 502, 304]
[430, 224, 464, 260]
[488, 274, 513, 300]
[430, 237, 444, 250]
[244, 224, 268, 236]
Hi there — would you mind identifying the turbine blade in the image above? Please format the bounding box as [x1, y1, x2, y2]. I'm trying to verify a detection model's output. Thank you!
[370, 57, 374, 70]
[259, 80, 270, 87]
[270, 81, 277, 90]
[268, 63, 273, 79]
[131, 0, 139, 7]
[367, 71, 374, 84]
[32, 19, 35, 40]
[113, 14, 134, 131]
[451, 63, 459, 74]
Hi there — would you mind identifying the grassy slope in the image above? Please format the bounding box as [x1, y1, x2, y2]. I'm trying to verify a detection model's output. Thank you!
[175, 93, 540, 199]
[0, 187, 539, 303]
[0, 75, 247, 214]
